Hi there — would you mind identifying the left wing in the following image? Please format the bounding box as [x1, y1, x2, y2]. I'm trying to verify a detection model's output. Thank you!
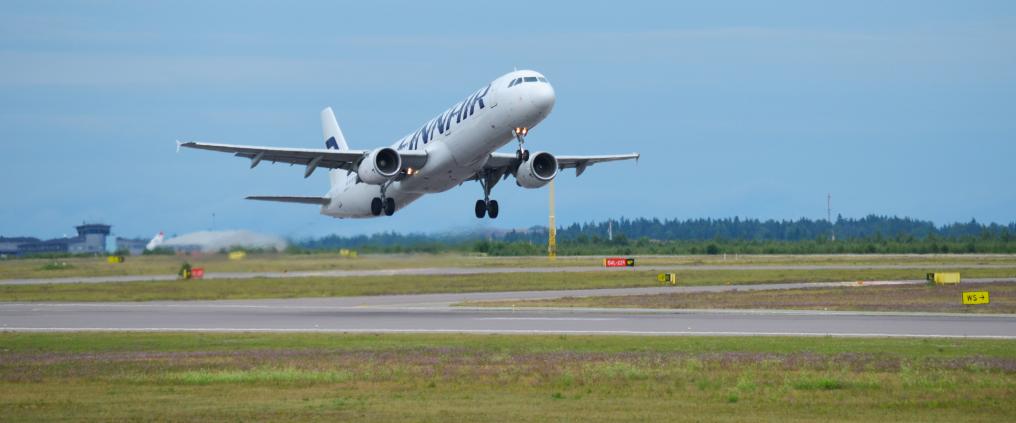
[482, 152, 640, 177]
[246, 196, 330, 205]
[179, 141, 428, 178]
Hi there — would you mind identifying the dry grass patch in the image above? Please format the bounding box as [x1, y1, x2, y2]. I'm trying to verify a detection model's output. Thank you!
[468, 281, 1016, 314]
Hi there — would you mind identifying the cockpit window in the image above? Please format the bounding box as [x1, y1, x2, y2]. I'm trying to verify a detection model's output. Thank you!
[510, 76, 548, 87]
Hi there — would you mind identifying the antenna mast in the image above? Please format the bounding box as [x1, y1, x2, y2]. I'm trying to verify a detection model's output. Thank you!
[548, 180, 557, 260]
[827, 193, 835, 241]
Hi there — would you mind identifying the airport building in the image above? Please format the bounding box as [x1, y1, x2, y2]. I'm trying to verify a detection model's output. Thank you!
[1, 223, 111, 256]
[0, 237, 41, 256]
[115, 237, 149, 256]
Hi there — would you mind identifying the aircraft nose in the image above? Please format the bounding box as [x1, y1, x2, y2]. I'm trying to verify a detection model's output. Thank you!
[531, 82, 556, 115]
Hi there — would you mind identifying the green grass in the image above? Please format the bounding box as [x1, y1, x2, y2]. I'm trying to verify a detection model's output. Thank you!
[1, 332, 1013, 421]
[468, 281, 1016, 314]
[163, 368, 352, 385]
[1, 268, 1014, 302]
[3, 252, 1016, 280]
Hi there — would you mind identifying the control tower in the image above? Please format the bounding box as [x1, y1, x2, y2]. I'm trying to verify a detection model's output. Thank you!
[70, 223, 111, 254]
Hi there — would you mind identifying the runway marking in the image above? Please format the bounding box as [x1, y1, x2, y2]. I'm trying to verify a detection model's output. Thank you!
[475, 317, 619, 321]
[2, 327, 1014, 339]
[4, 302, 1015, 319]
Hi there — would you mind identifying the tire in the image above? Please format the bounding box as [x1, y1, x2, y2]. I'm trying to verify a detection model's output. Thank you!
[522, 150, 530, 161]
[370, 197, 383, 216]
[474, 199, 487, 218]
[384, 197, 396, 216]
[487, 200, 499, 219]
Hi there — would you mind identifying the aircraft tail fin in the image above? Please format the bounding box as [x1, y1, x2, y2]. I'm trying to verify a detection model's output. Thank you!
[321, 107, 349, 151]
[321, 107, 351, 190]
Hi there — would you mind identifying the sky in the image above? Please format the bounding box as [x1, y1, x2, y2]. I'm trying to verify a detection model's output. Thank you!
[2, 1, 1014, 240]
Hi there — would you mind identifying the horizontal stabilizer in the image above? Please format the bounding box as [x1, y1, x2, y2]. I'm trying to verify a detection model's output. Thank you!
[246, 196, 330, 205]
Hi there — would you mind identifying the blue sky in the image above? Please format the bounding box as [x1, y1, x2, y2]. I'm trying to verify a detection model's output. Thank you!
[2, 1, 1014, 240]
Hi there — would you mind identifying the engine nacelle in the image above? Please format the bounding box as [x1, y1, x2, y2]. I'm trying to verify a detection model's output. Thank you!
[357, 147, 402, 185]
[515, 151, 558, 188]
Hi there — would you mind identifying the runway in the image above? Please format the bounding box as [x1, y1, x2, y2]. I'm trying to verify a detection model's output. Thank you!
[2, 283, 1014, 338]
[3, 263, 1015, 285]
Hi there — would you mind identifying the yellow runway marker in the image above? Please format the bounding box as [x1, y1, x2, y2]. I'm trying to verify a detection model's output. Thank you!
[963, 291, 990, 305]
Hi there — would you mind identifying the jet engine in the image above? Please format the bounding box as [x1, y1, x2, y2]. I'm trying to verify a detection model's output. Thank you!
[357, 147, 402, 184]
[515, 151, 558, 188]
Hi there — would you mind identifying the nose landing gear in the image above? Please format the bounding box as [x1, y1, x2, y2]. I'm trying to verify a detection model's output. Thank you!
[513, 127, 530, 162]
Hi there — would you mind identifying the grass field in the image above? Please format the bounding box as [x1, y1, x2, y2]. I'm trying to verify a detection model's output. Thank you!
[3, 252, 1016, 280]
[0, 332, 1013, 421]
[468, 281, 1016, 314]
[1, 268, 1015, 302]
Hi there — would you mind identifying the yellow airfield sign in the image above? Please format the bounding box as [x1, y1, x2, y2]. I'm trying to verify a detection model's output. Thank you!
[962, 291, 990, 305]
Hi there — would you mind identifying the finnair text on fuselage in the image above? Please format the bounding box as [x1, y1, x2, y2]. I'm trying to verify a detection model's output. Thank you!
[396, 85, 491, 151]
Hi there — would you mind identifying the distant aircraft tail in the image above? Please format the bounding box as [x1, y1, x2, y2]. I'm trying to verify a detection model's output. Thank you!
[321, 107, 350, 189]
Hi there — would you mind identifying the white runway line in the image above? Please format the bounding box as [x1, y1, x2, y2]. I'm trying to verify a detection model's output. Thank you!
[474, 317, 619, 321]
[2, 327, 1014, 339]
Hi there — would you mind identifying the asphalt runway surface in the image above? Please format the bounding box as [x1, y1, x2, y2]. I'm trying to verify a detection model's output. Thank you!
[3, 281, 1014, 339]
[3, 263, 1015, 285]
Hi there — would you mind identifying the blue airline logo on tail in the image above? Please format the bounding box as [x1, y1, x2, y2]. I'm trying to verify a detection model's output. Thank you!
[325, 137, 339, 150]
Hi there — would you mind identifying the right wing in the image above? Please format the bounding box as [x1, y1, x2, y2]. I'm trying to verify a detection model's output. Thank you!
[179, 141, 428, 177]
[554, 153, 641, 176]
[482, 152, 640, 177]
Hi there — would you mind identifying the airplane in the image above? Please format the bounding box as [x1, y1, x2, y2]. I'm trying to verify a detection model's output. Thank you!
[145, 231, 164, 251]
[180, 70, 639, 219]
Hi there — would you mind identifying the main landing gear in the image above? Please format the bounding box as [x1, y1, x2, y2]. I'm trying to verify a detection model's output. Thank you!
[370, 180, 396, 216]
[475, 170, 500, 219]
[475, 198, 499, 219]
[473, 127, 531, 218]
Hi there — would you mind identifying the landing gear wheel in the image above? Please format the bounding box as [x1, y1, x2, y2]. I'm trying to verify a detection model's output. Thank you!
[370, 198, 383, 216]
[487, 200, 499, 219]
[384, 197, 395, 216]
[516, 149, 530, 162]
[474, 199, 487, 218]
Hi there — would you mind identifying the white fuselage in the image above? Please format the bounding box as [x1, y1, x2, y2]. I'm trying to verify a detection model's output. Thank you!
[320, 70, 556, 218]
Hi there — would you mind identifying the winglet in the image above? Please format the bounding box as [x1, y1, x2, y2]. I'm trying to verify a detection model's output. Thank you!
[176, 140, 182, 153]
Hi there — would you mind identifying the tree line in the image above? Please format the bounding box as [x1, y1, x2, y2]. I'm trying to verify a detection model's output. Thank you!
[291, 215, 1016, 255]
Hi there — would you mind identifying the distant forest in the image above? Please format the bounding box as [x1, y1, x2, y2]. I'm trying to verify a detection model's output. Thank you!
[293, 215, 1016, 255]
